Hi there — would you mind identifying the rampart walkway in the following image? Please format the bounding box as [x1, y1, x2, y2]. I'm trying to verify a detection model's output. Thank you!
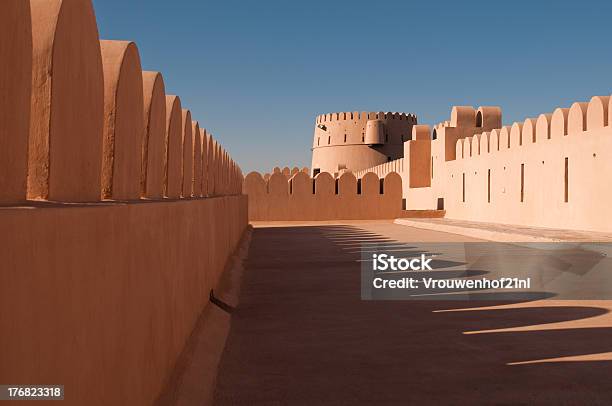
[212, 221, 612, 405]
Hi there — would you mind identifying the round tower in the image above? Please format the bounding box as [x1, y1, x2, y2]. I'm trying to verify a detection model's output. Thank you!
[311, 111, 417, 176]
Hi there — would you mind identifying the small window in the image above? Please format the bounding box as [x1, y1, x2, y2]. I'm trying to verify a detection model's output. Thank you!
[344, 134, 347, 143]
[313, 168, 321, 177]
[520, 164, 524, 202]
[328, 136, 331, 144]
[317, 138, 320, 146]
[487, 169, 491, 203]
[476, 111, 483, 127]
[564, 157, 569, 202]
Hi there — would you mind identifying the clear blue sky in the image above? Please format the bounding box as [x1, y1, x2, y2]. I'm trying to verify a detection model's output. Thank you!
[93, 0, 612, 173]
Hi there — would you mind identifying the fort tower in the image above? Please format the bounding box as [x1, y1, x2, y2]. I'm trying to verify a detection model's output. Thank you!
[311, 111, 417, 176]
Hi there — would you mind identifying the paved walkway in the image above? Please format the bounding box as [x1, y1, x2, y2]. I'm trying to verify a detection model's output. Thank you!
[395, 217, 612, 242]
[213, 221, 612, 405]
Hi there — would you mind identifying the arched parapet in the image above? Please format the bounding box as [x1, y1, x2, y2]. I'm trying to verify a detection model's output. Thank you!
[164, 95, 182, 198]
[291, 166, 299, 176]
[361, 172, 380, 196]
[180, 109, 193, 197]
[141, 71, 166, 199]
[510, 122, 523, 147]
[412, 124, 431, 141]
[268, 172, 288, 197]
[314, 172, 334, 196]
[535, 113, 553, 142]
[100, 41, 143, 200]
[282, 166, 290, 178]
[312, 172, 334, 218]
[244, 171, 266, 220]
[499, 126, 511, 149]
[191, 121, 202, 197]
[200, 128, 208, 196]
[550, 108, 570, 138]
[522, 117, 537, 144]
[211, 138, 218, 196]
[450, 106, 476, 127]
[272, 166, 281, 174]
[476, 106, 502, 129]
[338, 172, 357, 196]
[480, 132, 490, 153]
[288, 171, 312, 218]
[455, 139, 463, 159]
[587, 95, 610, 130]
[289, 171, 311, 196]
[490, 129, 500, 152]
[212, 140, 220, 196]
[567, 102, 589, 135]
[463, 136, 472, 157]
[471, 135, 480, 156]
[301, 167, 309, 174]
[383, 172, 402, 200]
[244, 171, 266, 196]
[28, 0, 104, 201]
[0, 0, 31, 202]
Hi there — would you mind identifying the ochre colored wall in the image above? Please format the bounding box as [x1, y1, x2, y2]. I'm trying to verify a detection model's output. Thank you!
[0, 196, 247, 406]
[244, 171, 403, 221]
[311, 111, 416, 175]
[0, 2, 248, 405]
[0, 0, 31, 203]
[358, 99, 612, 233]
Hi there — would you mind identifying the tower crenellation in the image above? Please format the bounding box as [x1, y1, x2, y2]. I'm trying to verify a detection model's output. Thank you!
[311, 111, 417, 176]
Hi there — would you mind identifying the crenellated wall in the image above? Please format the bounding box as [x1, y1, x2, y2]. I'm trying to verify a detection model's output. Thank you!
[311, 111, 417, 176]
[244, 171, 403, 221]
[0, 1, 247, 405]
[442, 95, 612, 231]
[260, 166, 310, 181]
[355, 99, 612, 233]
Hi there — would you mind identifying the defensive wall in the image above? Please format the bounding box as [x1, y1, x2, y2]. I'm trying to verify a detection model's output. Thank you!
[244, 171, 403, 221]
[260, 166, 310, 181]
[0, 1, 247, 405]
[356, 99, 612, 233]
[311, 111, 417, 176]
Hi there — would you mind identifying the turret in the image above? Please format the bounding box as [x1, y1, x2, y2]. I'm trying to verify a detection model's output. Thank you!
[311, 111, 416, 176]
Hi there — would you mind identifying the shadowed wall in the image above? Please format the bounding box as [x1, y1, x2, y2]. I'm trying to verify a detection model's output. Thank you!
[244, 171, 402, 220]
[0, 1, 247, 405]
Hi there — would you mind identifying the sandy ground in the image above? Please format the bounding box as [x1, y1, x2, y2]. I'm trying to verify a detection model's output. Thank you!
[213, 221, 612, 405]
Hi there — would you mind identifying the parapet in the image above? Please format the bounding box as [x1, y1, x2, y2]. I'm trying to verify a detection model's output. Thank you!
[454, 93, 612, 161]
[449, 105, 502, 130]
[244, 171, 403, 220]
[316, 111, 417, 123]
[0, 0, 243, 203]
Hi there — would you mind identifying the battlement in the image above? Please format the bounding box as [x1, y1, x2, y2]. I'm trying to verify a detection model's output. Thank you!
[311, 110, 416, 175]
[455, 96, 610, 159]
[316, 111, 417, 124]
[244, 170, 402, 220]
[0, 0, 242, 204]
